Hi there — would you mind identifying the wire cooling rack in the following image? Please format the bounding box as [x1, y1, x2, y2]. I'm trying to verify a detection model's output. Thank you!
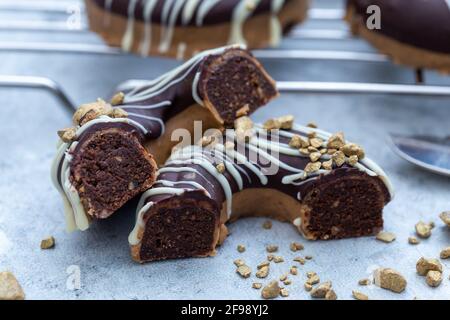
[1, 0, 450, 111]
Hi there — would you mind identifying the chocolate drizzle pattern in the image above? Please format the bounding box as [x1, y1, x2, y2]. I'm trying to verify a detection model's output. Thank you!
[51, 45, 246, 232]
[129, 124, 394, 245]
[94, 0, 288, 55]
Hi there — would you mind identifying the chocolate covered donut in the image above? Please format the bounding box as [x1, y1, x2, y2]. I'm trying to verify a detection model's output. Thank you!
[85, 0, 309, 59]
[129, 116, 393, 263]
[346, 0, 450, 73]
[51, 46, 278, 232]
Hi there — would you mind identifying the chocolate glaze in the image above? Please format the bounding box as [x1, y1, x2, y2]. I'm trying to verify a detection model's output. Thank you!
[348, 0, 450, 54]
[92, 0, 296, 26]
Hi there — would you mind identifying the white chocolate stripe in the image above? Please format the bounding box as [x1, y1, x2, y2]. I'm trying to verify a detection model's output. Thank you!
[121, 0, 138, 51]
[139, 0, 158, 55]
[229, 0, 263, 45]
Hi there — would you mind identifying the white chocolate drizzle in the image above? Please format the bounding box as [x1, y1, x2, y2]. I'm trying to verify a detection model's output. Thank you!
[121, 0, 138, 51]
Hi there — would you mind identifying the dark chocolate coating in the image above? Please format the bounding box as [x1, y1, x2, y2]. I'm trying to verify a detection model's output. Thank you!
[92, 0, 296, 26]
[348, 0, 450, 53]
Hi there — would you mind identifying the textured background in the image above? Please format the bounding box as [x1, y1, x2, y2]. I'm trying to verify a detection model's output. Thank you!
[0, 0, 449, 300]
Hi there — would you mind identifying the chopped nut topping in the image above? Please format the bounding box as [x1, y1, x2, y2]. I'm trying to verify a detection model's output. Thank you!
[262, 220, 272, 229]
[376, 231, 396, 243]
[278, 115, 294, 129]
[273, 256, 284, 263]
[267, 254, 274, 261]
[279, 274, 288, 282]
[290, 242, 304, 252]
[216, 163, 226, 174]
[306, 271, 316, 278]
[289, 135, 309, 149]
[280, 288, 289, 297]
[40, 236, 55, 249]
[0, 272, 25, 300]
[309, 152, 322, 163]
[327, 132, 345, 149]
[321, 159, 333, 170]
[57, 127, 77, 143]
[110, 107, 128, 119]
[234, 259, 245, 267]
[408, 237, 420, 245]
[266, 245, 278, 253]
[252, 283, 262, 289]
[237, 244, 246, 253]
[374, 268, 407, 293]
[347, 155, 359, 166]
[325, 290, 337, 300]
[307, 131, 316, 139]
[304, 283, 313, 292]
[294, 257, 306, 265]
[439, 211, 450, 227]
[307, 122, 318, 128]
[234, 116, 254, 141]
[283, 279, 292, 286]
[311, 281, 332, 298]
[416, 257, 442, 276]
[426, 271, 442, 287]
[290, 267, 298, 276]
[236, 265, 252, 278]
[235, 104, 250, 117]
[358, 279, 371, 286]
[299, 148, 310, 155]
[327, 148, 337, 155]
[307, 146, 319, 153]
[263, 118, 281, 130]
[332, 150, 346, 167]
[341, 143, 365, 159]
[440, 247, 450, 259]
[352, 290, 368, 300]
[305, 162, 321, 173]
[257, 261, 270, 269]
[415, 221, 433, 238]
[256, 266, 270, 279]
[110, 92, 125, 106]
[73, 99, 113, 126]
[309, 138, 323, 149]
[261, 281, 280, 299]
[306, 274, 320, 286]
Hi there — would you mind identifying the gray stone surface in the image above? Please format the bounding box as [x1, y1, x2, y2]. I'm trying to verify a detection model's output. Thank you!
[0, 0, 449, 300]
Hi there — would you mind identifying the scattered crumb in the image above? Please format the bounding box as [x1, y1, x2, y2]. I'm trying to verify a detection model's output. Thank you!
[57, 127, 77, 143]
[352, 290, 368, 300]
[305, 255, 313, 260]
[309, 138, 323, 149]
[376, 231, 396, 243]
[408, 237, 420, 245]
[280, 288, 289, 297]
[440, 247, 450, 259]
[306, 271, 317, 278]
[341, 143, 365, 159]
[290, 266, 298, 276]
[416, 257, 442, 276]
[358, 279, 371, 286]
[304, 283, 313, 292]
[273, 256, 284, 263]
[415, 221, 433, 239]
[426, 271, 442, 287]
[257, 261, 270, 269]
[266, 245, 278, 253]
[0, 272, 25, 300]
[252, 283, 262, 290]
[290, 242, 304, 252]
[267, 254, 274, 261]
[332, 150, 346, 167]
[256, 266, 270, 279]
[439, 211, 450, 227]
[262, 220, 272, 229]
[311, 281, 332, 298]
[234, 259, 245, 267]
[322, 159, 333, 170]
[261, 281, 280, 299]
[374, 268, 407, 293]
[306, 274, 320, 286]
[294, 257, 306, 265]
[216, 163, 226, 173]
[304, 162, 321, 173]
[40, 236, 55, 249]
[110, 92, 124, 106]
[278, 115, 294, 130]
[307, 122, 318, 128]
[236, 265, 252, 278]
[279, 274, 288, 282]
[283, 279, 292, 286]
[237, 244, 246, 253]
[325, 289, 337, 300]
[235, 104, 250, 117]
[347, 155, 359, 166]
[327, 132, 345, 149]
[263, 118, 281, 130]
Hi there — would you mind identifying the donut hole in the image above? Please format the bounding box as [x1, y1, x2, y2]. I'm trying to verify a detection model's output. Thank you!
[71, 127, 156, 219]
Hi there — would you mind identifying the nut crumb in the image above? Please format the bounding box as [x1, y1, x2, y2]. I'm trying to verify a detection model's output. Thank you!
[347, 155, 359, 166]
[290, 242, 304, 252]
[322, 159, 333, 170]
[266, 245, 278, 253]
[216, 163, 226, 173]
[309, 138, 323, 149]
[40, 236, 55, 249]
[325, 289, 337, 300]
[234, 259, 245, 267]
[267, 254, 274, 261]
[304, 162, 321, 173]
[73, 99, 113, 126]
[290, 266, 298, 276]
[237, 244, 246, 253]
[294, 257, 306, 265]
[327, 132, 345, 149]
[110, 107, 128, 119]
[283, 279, 292, 286]
[358, 279, 371, 286]
[376, 231, 396, 243]
[311, 281, 332, 298]
[440, 247, 450, 259]
[273, 256, 284, 263]
[415, 221, 433, 238]
[262, 220, 272, 229]
[0, 272, 25, 300]
[306, 122, 318, 128]
[234, 116, 254, 141]
[304, 283, 313, 292]
[309, 152, 322, 163]
[236, 265, 251, 278]
[278, 115, 294, 129]
[235, 104, 250, 117]
[416, 257, 442, 276]
[289, 135, 309, 149]
[305, 255, 313, 260]
[306, 274, 320, 286]
[374, 268, 407, 293]
[57, 127, 77, 143]
[261, 281, 280, 299]
[408, 237, 420, 245]
[257, 261, 270, 269]
[252, 283, 262, 289]
[279, 274, 288, 282]
[426, 270, 442, 287]
[110, 92, 124, 105]
[280, 288, 289, 297]
[341, 143, 365, 159]
[256, 266, 270, 279]
[263, 118, 281, 130]
[332, 150, 346, 167]
[352, 290, 368, 300]
[439, 211, 450, 227]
